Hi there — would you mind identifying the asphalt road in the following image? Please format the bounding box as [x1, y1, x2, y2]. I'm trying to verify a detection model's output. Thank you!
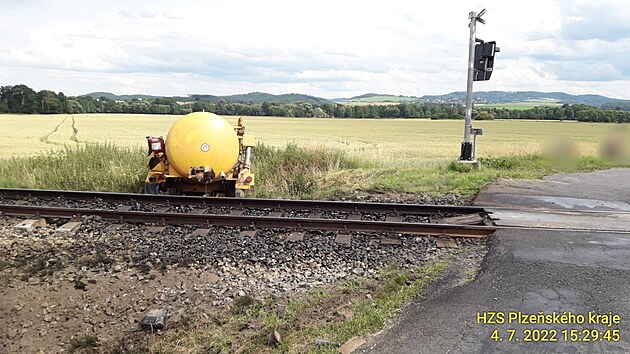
[361, 168, 630, 354]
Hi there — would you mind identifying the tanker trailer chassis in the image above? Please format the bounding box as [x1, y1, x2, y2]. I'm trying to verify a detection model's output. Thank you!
[145, 115, 255, 197]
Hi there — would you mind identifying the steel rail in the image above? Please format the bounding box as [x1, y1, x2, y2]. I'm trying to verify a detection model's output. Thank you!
[0, 188, 485, 215]
[0, 204, 495, 238]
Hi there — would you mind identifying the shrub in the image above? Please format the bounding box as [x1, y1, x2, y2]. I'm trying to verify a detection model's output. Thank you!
[474, 112, 495, 120]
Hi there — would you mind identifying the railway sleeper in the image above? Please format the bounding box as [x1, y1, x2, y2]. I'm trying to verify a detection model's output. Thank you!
[55, 221, 81, 236]
[435, 237, 458, 248]
[13, 218, 47, 232]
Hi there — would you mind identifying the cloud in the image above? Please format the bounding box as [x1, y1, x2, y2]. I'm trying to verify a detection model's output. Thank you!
[548, 61, 622, 81]
[0, 0, 629, 99]
[493, 0, 630, 84]
[558, 0, 630, 41]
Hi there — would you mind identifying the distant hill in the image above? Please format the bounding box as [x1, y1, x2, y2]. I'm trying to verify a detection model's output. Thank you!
[86, 91, 331, 105]
[84, 90, 630, 108]
[335, 91, 630, 107]
[337, 93, 419, 103]
[416, 91, 630, 107]
[222, 92, 331, 105]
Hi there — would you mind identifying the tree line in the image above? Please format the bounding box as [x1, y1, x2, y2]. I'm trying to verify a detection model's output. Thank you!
[2, 84, 629, 123]
[482, 104, 630, 123]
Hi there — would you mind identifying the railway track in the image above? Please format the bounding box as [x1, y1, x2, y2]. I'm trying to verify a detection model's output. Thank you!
[0, 188, 496, 239]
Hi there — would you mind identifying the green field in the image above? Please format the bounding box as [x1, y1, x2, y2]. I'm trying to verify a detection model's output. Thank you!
[0, 114, 623, 166]
[338, 95, 417, 104]
[477, 99, 561, 110]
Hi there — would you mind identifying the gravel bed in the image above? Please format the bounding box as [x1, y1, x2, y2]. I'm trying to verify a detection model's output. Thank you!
[0, 197, 119, 210]
[167, 205, 196, 213]
[403, 214, 431, 223]
[282, 209, 310, 218]
[0, 192, 479, 353]
[204, 206, 232, 215]
[361, 212, 386, 221]
[243, 208, 271, 216]
[0, 215, 464, 332]
[345, 193, 473, 205]
[129, 202, 159, 212]
[1, 215, 455, 297]
[320, 210, 349, 219]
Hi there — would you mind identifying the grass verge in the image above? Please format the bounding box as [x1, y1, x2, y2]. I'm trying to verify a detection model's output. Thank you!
[148, 260, 450, 353]
[0, 143, 627, 198]
[0, 143, 369, 198]
[0, 143, 147, 192]
[321, 154, 630, 198]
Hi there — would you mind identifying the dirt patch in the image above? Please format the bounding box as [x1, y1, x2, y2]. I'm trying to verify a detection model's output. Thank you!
[1, 264, 220, 353]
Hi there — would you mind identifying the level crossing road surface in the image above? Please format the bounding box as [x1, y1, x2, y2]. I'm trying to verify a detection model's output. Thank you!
[360, 168, 630, 354]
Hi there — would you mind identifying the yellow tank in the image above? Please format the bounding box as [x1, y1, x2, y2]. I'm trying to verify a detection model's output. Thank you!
[165, 112, 239, 180]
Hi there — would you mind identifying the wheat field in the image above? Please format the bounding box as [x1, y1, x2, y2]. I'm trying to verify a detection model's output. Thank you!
[1, 114, 626, 167]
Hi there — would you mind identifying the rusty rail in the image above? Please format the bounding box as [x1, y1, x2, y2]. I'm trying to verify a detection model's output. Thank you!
[0, 204, 495, 238]
[0, 188, 484, 216]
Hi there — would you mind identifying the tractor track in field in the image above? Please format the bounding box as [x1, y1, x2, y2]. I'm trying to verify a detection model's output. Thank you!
[69, 116, 79, 144]
[38, 116, 69, 146]
[0, 188, 492, 353]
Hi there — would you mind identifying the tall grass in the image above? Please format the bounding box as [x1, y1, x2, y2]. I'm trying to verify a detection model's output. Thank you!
[0, 143, 147, 192]
[0, 143, 367, 197]
[251, 143, 368, 198]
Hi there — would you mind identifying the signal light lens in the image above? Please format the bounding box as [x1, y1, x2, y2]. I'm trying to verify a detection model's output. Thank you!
[245, 176, 253, 183]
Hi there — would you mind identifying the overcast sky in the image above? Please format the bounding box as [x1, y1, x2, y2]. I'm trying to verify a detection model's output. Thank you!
[1, 0, 629, 99]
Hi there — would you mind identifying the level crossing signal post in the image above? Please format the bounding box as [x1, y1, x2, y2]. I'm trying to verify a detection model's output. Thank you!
[458, 9, 500, 168]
